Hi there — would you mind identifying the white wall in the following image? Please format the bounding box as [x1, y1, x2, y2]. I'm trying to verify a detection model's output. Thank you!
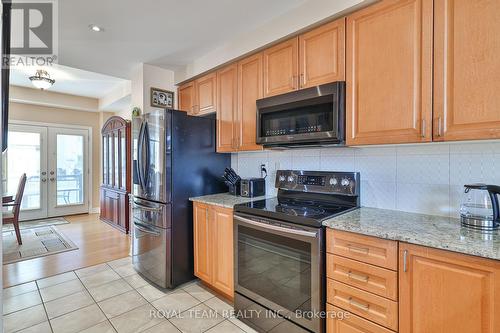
[231, 141, 500, 218]
[129, 64, 176, 118]
[176, 0, 373, 82]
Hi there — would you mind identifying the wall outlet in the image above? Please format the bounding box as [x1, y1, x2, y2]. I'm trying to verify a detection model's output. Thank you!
[260, 163, 268, 178]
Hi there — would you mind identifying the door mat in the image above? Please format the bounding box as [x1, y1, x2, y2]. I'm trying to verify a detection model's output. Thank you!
[3, 226, 78, 264]
[2, 217, 69, 232]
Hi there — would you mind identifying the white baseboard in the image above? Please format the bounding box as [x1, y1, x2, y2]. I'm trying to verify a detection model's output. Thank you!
[90, 207, 100, 214]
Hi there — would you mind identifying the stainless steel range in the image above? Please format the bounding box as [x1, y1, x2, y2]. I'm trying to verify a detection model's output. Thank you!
[233, 170, 360, 333]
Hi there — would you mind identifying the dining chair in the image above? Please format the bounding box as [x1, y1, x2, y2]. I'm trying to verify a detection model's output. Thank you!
[3, 173, 27, 245]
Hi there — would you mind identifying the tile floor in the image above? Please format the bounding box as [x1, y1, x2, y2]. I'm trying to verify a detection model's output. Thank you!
[3, 257, 257, 333]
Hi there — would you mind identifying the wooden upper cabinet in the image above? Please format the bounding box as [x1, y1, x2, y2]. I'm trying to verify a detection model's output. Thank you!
[433, 0, 500, 141]
[299, 18, 346, 88]
[263, 38, 299, 97]
[178, 81, 195, 114]
[196, 72, 217, 115]
[238, 53, 263, 151]
[399, 243, 500, 333]
[346, 0, 433, 145]
[193, 202, 211, 283]
[211, 206, 234, 297]
[217, 64, 238, 153]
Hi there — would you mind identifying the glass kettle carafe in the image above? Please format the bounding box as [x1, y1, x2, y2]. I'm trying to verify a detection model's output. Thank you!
[460, 184, 500, 230]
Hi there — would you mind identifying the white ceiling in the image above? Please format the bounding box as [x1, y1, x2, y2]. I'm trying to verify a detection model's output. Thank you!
[10, 64, 129, 99]
[58, 0, 307, 79]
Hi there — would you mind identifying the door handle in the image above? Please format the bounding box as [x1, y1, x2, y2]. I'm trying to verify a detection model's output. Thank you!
[49, 177, 55, 181]
[41, 171, 47, 176]
[234, 215, 318, 238]
[134, 221, 161, 236]
[421, 119, 426, 138]
[348, 271, 369, 283]
[347, 244, 370, 254]
[41, 178, 47, 182]
[348, 297, 370, 311]
[403, 249, 408, 272]
[300, 74, 304, 88]
[133, 201, 162, 212]
[49, 171, 54, 175]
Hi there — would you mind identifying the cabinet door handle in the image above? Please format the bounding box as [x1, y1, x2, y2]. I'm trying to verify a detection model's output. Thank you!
[348, 297, 370, 311]
[348, 271, 369, 283]
[403, 249, 408, 272]
[436, 116, 443, 137]
[290, 76, 295, 89]
[347, 244, 370, 254]
[300, 74, 304, 88]
[421, 119, 426, 138]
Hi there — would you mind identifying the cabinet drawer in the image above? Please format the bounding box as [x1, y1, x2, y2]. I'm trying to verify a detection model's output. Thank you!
[327, 279, 398, 331]
[327, 304, 395, 333]
[327, 254, 397, 301]
[327, 229, 397, 270]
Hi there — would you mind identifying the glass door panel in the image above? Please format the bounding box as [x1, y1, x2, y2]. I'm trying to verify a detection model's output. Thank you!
[5, 125, 48, 220]
[103, 135, 108, 185]
[114, 133, 119, 187]
[48, 127, 89, 217]
[55, 134, 84, 206]
[120, 131, 126, 189]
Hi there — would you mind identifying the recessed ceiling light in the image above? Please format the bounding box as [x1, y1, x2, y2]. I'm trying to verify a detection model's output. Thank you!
[89, 24, 104, 32]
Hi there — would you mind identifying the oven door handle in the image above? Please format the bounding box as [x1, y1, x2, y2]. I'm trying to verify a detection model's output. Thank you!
[234, 215, 318, 238]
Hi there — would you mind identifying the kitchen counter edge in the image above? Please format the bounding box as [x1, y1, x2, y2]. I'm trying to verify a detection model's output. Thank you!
[323, 207, 500, 261]
[189, 192, 270, 209]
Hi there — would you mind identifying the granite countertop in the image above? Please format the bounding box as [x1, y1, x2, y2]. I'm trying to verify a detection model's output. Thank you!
[189, 192, 270, 209]
[323, 207, 500, 261]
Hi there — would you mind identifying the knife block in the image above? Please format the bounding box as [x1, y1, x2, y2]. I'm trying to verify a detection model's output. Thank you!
[228, 182, 241, 196]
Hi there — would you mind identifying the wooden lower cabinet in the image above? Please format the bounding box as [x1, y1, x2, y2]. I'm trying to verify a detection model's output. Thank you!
[100, 187, 129, 233]
[193, 203, 212, 282]
[193, 202, 234, 299]
[327, 304, 394, 333]
[399, 243, 500, 333]
[211, 207, 234, 296]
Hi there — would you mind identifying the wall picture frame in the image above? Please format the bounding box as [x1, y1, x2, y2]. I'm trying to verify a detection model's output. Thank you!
[150, 87, 174, 108]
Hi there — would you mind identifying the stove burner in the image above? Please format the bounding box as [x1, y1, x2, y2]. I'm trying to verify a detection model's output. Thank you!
[276, 205, 326, 217]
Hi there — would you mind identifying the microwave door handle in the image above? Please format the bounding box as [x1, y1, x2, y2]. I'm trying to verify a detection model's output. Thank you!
[234, 215, 318, 238]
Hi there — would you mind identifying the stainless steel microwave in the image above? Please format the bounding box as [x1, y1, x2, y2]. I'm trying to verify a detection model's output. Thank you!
[256, 82, 345, 148]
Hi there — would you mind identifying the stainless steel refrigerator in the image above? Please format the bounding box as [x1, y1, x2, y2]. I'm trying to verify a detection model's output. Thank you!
[131, 109, 229, 288]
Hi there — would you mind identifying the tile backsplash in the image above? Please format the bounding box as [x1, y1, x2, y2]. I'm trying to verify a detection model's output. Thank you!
[231, 141, 500, 218]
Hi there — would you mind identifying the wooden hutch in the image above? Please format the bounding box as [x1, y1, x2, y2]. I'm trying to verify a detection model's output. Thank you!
[100, 116, 131, 233]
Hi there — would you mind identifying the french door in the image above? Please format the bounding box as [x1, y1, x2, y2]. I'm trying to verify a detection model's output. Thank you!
[5, 124, 90, 220]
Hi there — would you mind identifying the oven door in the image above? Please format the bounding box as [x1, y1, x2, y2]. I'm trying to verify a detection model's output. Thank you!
[234, 213, 323, 333]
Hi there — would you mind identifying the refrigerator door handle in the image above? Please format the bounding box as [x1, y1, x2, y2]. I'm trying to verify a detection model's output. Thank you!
[136, 122, 145, 190]
[134, 220, 161, 237]
[143, 122, 151, 188]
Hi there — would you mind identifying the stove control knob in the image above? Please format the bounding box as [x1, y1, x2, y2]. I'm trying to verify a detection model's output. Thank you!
[279, 175, 286, 182]
[287, 176, 294, 182]
[341, 178, 350, 187]
[329, 178, 338, 186]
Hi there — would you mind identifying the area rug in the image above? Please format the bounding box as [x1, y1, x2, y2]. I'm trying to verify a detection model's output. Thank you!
[2, 217, 69, 232]
[3, 226, 78, 264]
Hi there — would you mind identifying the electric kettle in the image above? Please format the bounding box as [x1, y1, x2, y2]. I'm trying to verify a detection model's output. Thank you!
[460, 184, 500, 230]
